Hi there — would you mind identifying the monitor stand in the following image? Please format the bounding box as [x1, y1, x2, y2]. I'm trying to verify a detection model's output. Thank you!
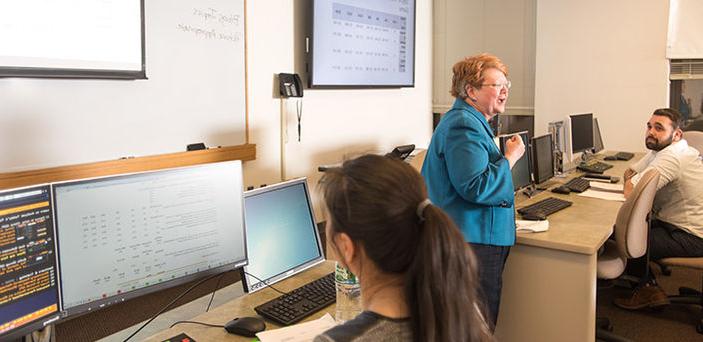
[581, 150, 596, 162]
[521, 185, 541, 198]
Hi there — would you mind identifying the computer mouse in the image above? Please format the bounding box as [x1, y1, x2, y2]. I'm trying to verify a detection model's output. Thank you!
[521, 211, 547, 221]
[604, 155, 618, 161]
[224, 316, 266, 337]
[551, 185, 571, 195]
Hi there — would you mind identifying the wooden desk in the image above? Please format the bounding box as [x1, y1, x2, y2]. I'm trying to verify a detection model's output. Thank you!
[495, 153, 639, 342]
[145, 261, 335, 341]
[147, 153, 638, 342]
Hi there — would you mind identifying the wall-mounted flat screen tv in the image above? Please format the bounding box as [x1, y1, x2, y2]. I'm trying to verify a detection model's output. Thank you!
[308, 0, 416, 88]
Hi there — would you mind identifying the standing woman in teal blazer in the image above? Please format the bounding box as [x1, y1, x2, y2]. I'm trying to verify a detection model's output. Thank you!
[421, 53, 524, 331]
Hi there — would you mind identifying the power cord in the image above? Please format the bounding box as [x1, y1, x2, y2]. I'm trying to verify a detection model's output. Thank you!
[122, 271, 230, 342]
[170, 320, 224, 329]
[296, 99, 303, 142]
[163, 272, 289, 334]
[205, 272, 225, 312]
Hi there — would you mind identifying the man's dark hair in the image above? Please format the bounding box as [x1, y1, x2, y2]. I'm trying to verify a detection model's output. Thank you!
[653, 108, 684, 130]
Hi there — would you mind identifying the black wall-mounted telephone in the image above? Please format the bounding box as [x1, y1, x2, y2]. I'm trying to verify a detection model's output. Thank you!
[278, 73, 303, 98]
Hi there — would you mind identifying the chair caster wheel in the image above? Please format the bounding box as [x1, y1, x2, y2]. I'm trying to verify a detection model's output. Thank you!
[696, 320, 703, 334]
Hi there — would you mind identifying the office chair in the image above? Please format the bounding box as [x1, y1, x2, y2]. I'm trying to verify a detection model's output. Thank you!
[655, 256, 703, 333]
[596, 169, 660, 342]
[683, 131, 703, 155]
[655, 131, 701, 280]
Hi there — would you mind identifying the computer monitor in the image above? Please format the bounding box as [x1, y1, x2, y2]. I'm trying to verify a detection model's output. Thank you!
[570, 113, 594, 153]
[499, 114, 535, 140]
[593, 117, 604, 153]
[52, 161, 247, 316]
[499, 131, 532, 191]
[531, 134, 555, 184]
[0, 185, 62, 340]
[241, 178, 325, 293]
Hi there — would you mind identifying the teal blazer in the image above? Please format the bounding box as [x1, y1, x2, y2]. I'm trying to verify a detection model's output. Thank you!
[421, 99, 516, 246]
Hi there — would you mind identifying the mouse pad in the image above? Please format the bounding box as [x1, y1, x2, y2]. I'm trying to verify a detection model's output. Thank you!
[162, 333, 197, 342]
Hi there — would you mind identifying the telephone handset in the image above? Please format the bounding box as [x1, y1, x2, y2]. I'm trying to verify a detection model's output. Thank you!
[278, 73, 303, 98]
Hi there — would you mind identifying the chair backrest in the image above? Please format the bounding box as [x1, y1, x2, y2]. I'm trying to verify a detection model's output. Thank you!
[614, 169, 660, 259]
[684, 131, 703, 155]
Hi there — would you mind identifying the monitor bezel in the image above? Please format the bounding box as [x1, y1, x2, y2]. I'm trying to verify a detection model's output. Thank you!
[307, 0, 417, 88]
[0, 184, 63, 340]
[531, 134, 555, 184]
[240, 178, 325, 294]
[50, 161, 248, 318]
[593, 117, 604, 153]
[569, 113, 595, 154]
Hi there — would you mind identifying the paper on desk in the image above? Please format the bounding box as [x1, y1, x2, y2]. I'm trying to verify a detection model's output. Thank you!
[257, 313, 338, 342]
[588, 182, 623, 192]
[578, 189, 625, 202]
[515, 220, 549, 233]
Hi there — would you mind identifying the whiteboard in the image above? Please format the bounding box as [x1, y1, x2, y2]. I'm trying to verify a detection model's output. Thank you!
[0, 0, 247, 172]
[0, 0, 144, 77]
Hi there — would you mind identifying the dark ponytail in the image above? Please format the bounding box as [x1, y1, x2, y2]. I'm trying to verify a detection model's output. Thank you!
[320, 154, 491, 342]
[407, 204, 491, 341]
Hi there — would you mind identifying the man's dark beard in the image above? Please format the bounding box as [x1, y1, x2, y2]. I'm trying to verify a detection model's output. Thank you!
[645, 134, 674, 151]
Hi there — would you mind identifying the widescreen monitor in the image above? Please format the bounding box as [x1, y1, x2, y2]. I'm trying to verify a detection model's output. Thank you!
[499, 131, 532, 191]
[309, 0, 416, 87]
[241, 178, 325, 293]
[570, 113, 594, 153]
[52, 161, 247, 316]
[532, 134, 555, 184]
[0, 185, 62, 340]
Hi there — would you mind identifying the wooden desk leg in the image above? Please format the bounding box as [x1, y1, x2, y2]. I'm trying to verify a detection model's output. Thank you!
[494, 244, 596, 342]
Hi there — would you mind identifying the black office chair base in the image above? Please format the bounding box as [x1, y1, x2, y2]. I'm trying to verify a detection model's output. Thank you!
[678, 286, 702, 297]
[597, 317, 613, 331]
[595, 317, 635, 342]
[596, 328, 633, 342]
[668, 285, 703, 334]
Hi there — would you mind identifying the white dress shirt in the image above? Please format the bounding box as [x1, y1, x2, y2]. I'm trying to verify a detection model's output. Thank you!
[631, 139, 703, 238]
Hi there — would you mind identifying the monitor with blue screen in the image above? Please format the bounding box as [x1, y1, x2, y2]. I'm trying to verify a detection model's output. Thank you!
[241, 178, 324, 293]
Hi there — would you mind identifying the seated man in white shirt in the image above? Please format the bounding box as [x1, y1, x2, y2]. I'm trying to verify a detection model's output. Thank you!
[616, 108, 703, 310]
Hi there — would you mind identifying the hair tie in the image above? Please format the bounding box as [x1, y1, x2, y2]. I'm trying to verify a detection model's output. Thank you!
[416, 199, 432, 221]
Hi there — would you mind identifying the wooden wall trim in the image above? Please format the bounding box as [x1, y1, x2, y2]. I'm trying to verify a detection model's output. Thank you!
[0, 144, 256, 190]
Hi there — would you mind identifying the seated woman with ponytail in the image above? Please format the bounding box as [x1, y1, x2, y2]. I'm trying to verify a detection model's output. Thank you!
[314, 154, 491, 342]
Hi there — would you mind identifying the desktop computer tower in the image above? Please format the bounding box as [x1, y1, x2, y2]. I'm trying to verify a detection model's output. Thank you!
[554, 150, 564, 174]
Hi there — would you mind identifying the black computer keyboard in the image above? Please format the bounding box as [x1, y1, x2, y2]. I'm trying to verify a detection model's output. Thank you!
[614, 151, 634, 160]
[577, 160, 613, 174]
[517, 197, 573, 217]
[254, 273, 336, 326]
[565, 177, 590, 193]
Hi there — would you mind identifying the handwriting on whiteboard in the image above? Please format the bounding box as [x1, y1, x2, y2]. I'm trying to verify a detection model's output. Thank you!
[177, 7, 241, 43]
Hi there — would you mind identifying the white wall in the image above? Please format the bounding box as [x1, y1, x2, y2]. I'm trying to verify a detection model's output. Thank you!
[0, 1, 433, 220]
[0, 0, 249, 172]
[245, 0, 433, 217]
[433, 0, 535, 114]
[534, 0, 670, 154]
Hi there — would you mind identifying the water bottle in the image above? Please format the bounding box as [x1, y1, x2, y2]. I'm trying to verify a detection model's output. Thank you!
[334, 262, 362, 323]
